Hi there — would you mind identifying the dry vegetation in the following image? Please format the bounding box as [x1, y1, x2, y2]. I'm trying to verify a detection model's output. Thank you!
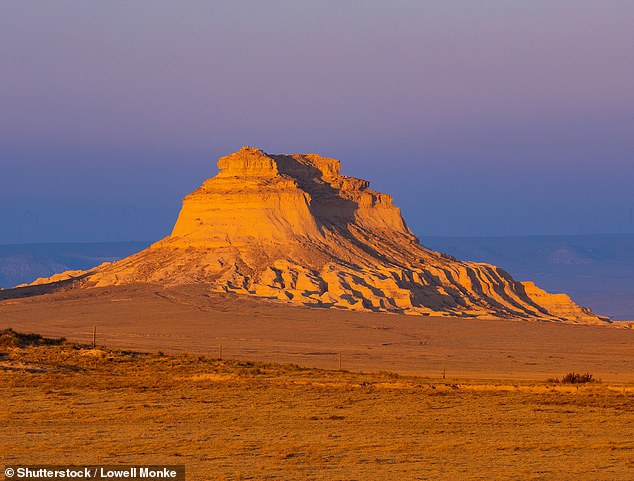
[3, 284, 634, 384]
[2, 330, 633, 481]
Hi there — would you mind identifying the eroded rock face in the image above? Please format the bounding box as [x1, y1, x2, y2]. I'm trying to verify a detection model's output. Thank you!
[169, 147, 410, 245]
[33, 147, 608, 324]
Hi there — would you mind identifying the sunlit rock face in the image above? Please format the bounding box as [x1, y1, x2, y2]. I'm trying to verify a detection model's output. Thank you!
[32, 147, 608, 324]
[170, 147, 410, 245]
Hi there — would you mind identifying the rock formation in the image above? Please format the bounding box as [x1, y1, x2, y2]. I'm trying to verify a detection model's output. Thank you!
[28, 147, 608, 324]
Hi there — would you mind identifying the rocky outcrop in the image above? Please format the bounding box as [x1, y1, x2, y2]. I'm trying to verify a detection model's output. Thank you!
[30, 147, 608, 324]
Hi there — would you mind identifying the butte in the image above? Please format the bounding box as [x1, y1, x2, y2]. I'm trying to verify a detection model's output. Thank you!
[24, 146, 608, 324]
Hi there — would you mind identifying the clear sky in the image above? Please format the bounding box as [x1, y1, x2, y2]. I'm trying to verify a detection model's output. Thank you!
[1, 1, 633, 243]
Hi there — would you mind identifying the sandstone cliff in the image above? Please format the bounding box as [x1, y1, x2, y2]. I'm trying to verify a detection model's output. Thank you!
[29, 147, 608, 324]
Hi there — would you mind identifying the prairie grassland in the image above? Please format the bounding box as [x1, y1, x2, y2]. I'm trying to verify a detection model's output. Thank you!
[2, 336, 633, 481]
[3, 284, 634, 383]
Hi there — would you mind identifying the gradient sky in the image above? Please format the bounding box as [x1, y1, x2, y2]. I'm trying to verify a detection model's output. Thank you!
[1, 1, 633, 244]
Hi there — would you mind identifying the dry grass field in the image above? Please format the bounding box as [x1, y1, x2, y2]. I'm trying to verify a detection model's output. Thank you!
[2, 330, 634, 481]
[2, 284, 634, 382]
[2, 285, 634, 480]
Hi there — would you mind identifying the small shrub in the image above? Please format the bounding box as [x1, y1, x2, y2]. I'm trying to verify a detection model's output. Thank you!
[560, 372, 597, 384]
[237, 367, 261, 377]
[0, 328, 66, 348]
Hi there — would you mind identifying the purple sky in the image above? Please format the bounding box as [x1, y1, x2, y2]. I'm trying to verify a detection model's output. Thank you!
[1, 1, 633, 243]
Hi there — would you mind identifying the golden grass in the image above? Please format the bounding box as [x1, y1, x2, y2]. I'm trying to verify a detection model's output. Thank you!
[4, 284, 634, 385]
[2, 338, 634, 481]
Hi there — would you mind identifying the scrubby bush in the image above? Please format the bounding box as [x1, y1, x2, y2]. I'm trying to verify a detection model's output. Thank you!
[561, 372, 597, 384]
[0, 328, 66, 348]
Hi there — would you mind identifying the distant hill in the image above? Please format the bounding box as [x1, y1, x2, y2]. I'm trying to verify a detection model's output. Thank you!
[423, 234, 634, 321]
[0, 241, 150, 288]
